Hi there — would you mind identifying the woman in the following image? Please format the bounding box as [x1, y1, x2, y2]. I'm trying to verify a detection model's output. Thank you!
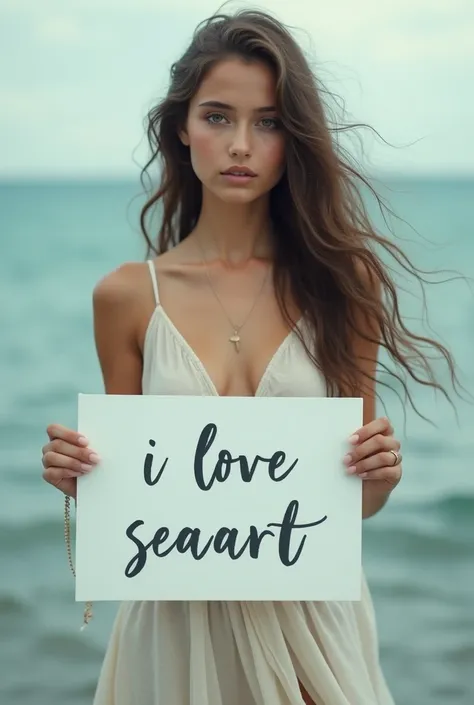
[41, 9, 459, 705]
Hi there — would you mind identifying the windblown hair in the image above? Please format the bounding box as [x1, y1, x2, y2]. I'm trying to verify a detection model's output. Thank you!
[138, 7, 463, 417]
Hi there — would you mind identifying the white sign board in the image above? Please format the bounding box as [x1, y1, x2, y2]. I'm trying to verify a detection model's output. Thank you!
[76, 394, 363, 602]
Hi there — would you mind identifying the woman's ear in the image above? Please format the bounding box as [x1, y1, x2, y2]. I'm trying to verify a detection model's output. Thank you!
[179, 128, 190, 146]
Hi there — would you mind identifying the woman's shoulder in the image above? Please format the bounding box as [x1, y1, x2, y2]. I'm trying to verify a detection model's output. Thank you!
[92, 252, 173, 300]
[92, 243, 197, 316]
[92, 257, 175, 328]
[92, 260, 150, 312]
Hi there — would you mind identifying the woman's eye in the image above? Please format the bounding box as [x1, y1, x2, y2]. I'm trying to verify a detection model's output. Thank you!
[260, 117, 279, 129]
[206, 113, 227, 125]
[205, 113, 279, 129]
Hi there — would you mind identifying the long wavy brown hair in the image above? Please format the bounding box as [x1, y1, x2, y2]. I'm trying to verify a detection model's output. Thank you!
[137, 7, 465, 418]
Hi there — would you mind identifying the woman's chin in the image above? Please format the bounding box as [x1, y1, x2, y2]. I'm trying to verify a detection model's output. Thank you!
[212, 185, 263, 206]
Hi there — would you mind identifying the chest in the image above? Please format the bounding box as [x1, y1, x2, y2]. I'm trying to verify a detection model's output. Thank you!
[151, 266, 304, 397]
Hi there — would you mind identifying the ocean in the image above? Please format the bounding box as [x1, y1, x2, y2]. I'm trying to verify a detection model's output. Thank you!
[0, 177, 473, 704]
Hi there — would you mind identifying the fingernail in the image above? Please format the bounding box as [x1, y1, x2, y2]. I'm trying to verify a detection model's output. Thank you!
[343, 454, 352, 465]
[348, 434, 359, 444]
[78, 436, 89, 446]
[360, 472, 368, 479]
[81, 463, 93, 472]
[347, 466, 357, 474]
[89, 453, 100, 463]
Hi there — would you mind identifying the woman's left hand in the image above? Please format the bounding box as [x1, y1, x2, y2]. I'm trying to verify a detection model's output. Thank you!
[344, 416, 402, 491]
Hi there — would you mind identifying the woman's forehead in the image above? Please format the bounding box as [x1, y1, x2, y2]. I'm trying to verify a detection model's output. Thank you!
[192, 58, 277, 110]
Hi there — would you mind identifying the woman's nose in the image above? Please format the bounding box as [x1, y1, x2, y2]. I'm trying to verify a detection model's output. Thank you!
[228, 126, 251, 158]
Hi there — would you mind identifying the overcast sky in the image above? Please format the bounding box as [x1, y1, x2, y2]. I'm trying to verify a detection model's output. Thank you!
[1, 0, 473, 179]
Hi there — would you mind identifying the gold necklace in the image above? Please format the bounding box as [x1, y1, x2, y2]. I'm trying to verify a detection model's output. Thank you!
[196, 237, 270, 353]
[63, 495, 93, 629]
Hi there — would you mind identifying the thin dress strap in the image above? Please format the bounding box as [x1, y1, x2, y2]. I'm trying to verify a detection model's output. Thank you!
[147, 259, 160, 305]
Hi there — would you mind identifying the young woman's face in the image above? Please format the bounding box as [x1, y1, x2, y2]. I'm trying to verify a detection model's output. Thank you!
[181, 57, 286, 204]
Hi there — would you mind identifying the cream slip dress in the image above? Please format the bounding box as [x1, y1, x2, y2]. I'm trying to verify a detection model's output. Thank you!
[92, 260, 395, 705]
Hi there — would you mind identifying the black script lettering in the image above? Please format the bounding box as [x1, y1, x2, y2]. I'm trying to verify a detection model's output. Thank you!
[124, 520, 148, 578]
[237, 453, 293, 482]
[124, 504, 326, 578]
[213, 527, 242, 556]
[143, 439, 168, 486]
[248, 525, 276, 557]
[175, 527, 214, 558]
[238, 455, 260, 482]
[125, 522, 280, 577]
[125, 523, 215, 578]
[152, 527, 215, 559]
[268, 452, 298, 482]
[215, 450, 233, 482]
[152, 526, 170, 554]
[268, 500, 328, 567]
[213, 526, 276, 559]
[194, 423, 299, 490]
[194, 423, 218, 490]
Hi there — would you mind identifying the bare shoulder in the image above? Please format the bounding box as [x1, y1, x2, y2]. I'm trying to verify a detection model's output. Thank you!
[93, 261, 150, 310]
[92, 260, 155, 353]
[92, 262, 154, 393]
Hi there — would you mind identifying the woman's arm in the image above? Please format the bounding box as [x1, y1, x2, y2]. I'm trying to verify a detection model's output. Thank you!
[348, 264, 398, 520]
[92, 264, 144, 395]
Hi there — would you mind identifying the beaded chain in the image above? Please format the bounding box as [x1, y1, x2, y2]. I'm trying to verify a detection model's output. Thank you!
[64, 495, 93, 629]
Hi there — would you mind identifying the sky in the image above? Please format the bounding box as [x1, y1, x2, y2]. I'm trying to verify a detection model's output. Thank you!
[1, 0, 473, 179]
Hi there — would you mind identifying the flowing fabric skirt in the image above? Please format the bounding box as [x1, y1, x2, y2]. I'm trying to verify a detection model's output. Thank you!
[92, 573, 394, 705]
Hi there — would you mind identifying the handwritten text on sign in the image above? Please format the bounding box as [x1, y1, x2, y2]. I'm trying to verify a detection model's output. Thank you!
[75, 395, 363, 602]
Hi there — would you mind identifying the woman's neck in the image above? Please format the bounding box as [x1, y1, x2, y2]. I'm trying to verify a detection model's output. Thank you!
[190, 192, 274, 265]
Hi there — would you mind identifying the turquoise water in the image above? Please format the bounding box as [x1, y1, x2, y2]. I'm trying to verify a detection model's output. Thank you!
[0, 177, 473, 704]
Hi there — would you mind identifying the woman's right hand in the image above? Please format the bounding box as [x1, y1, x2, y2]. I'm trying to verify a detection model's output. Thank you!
[42, 424, 100, 499]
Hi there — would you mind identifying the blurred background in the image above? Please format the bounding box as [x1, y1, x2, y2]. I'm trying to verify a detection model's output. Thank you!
[0, 1, 473, 703]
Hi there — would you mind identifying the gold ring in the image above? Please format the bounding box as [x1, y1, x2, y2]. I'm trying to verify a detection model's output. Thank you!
[389, 450, 402, 466]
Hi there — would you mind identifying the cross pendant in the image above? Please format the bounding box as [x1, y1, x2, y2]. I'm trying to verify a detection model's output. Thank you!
[229, 331, 241, 353]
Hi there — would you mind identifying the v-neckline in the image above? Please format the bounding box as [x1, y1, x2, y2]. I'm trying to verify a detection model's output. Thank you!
[153, 305, 303, 398]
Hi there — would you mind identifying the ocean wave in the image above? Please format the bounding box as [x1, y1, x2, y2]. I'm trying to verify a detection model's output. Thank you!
[0, 518, 64, 551]
[0, 593, 33, 618]
[32, 631, 104, 662]
[384, 491, 474, 527]
[364, 523, 472, 560]
[434, 492, 474, 518]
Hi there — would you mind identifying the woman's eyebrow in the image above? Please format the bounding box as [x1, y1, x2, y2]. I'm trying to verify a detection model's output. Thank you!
[198, 100, 277, 112]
